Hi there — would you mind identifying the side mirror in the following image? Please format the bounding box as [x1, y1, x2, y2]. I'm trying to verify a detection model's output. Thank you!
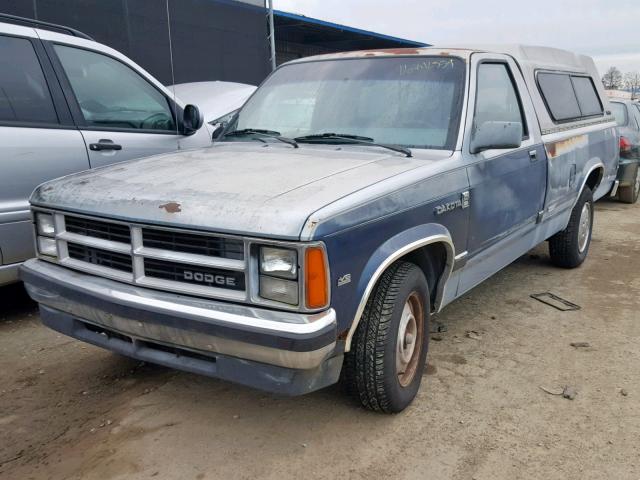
[470, 121, 523, 154]
[182, 104, 204, 136]
[211, 123, 226, 142]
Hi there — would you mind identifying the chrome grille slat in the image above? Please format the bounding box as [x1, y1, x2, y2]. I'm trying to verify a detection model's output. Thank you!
[59, 231, 131, 254]
[136, 247, 245, 271]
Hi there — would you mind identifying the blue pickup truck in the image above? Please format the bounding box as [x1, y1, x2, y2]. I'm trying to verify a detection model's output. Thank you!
[21, 45, 619, 413]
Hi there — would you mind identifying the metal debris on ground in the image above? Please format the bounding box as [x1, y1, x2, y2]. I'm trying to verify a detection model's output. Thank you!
[530, 292, 581, 311]
[621, 389, 629, 397]
[539, 385, 578, 400]
[570, 342, 591, 348]
[539, 385, 564, 396]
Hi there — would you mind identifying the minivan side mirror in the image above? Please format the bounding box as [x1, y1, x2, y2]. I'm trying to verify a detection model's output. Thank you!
[182, 104, 204, 136]
[470, 121, 523, 154]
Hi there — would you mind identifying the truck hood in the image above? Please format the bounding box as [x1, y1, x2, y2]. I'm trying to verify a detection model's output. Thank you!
[32, 143, 450, 239]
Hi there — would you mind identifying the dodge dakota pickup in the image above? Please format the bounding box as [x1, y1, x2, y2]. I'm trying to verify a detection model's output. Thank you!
[21, 45, 619, 412]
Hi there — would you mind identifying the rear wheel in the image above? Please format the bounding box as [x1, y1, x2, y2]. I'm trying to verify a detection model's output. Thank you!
[618, 165, 640, 204]
[549, 186, 594, 268]
[344, 261, 430, 413]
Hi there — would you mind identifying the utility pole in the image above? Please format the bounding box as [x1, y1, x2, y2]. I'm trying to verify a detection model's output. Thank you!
[267, 0, 276, 71]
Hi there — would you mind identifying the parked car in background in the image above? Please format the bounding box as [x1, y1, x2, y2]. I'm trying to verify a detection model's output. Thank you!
[610, 99, 640, 203]
[0, 14, 209, 286]
[21, 45, 618, 413]
[169, 81, 256, 137]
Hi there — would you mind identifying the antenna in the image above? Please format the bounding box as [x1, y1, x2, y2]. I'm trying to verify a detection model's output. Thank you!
[165, 0, 180, 143]
[267, 0, 276, 71]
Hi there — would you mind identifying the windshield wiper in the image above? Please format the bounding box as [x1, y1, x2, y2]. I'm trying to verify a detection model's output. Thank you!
[294, 133, 412, 157]
[224, 128, 298, 148]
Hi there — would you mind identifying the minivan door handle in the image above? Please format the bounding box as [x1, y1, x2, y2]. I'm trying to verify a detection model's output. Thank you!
[529, 149, 538, 161]
[89, 139, 122, 152]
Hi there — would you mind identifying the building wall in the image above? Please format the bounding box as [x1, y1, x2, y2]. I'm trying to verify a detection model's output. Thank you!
[0, 0, 271, 86]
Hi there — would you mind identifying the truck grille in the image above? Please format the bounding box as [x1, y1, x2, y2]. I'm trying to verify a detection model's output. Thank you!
[65, 216, 131, 243]
[68, 243, 133, 273]
[52, 213, 247, 302]
[142, 228, 244, 260]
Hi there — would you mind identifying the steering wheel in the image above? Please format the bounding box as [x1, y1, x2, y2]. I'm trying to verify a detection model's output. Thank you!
[140, 113, 173, 130]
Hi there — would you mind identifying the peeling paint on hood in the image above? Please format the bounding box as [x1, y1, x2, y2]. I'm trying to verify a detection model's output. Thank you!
[31, 143, 451, 239]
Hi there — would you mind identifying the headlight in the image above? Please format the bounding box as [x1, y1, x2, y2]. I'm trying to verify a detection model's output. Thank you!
[37, 236, 57, 257]
[36, 213, 55, 236]
[260, 247, 297, 279]
[259, 275, 299, 305]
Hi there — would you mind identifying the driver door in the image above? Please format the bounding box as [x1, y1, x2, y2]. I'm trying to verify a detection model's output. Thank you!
[49, 43, 180, 168]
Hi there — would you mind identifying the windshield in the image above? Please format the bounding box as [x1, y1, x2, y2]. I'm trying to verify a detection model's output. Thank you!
[226, 56, 466, 150]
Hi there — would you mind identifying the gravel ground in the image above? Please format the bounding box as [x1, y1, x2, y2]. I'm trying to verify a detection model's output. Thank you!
[1, 199, 638, 480]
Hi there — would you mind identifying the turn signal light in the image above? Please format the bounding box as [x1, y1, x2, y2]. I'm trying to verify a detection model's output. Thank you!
[305, 247, 328, 309]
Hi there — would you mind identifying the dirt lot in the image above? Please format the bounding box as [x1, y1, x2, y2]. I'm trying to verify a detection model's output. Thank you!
[1, 199, 639, 480]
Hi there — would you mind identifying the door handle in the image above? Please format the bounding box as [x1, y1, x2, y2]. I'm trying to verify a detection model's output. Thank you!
[529, 149, 538, 161]
[89, 139, 122, 152]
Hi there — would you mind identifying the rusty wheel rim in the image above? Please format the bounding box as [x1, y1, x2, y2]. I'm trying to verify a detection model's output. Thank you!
[396, 292, 424, 387]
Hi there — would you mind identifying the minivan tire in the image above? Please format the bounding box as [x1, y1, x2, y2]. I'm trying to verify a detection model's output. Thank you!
[549, 186, 594, 268]
[343, 261, 430, 413]
[618, 165, 640, 204]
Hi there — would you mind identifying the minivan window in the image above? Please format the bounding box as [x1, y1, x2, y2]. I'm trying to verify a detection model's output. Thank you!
[537, 72, 582, 121]
[54, 45, 175, 132]
[474, 63, 527, 137]
[571, 76, 602, 116]
[0, 35, 58, 124]
[228, 56, 466, 150]
[610, 102, 628, 126]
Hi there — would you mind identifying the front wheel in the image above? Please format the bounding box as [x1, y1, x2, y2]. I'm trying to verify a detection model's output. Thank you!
[343, 261, 430, 413]
[549, 186, 594, 268]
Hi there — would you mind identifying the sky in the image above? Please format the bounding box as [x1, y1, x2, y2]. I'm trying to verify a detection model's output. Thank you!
[274, 0, 640, 78]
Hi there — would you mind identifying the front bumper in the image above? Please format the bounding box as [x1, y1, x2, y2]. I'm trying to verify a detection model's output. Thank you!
[20, 259, 342, 395]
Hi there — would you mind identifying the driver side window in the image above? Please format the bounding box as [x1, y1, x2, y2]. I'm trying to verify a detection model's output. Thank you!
[473, 63, 527, 138]
[54, 45, 175, 132]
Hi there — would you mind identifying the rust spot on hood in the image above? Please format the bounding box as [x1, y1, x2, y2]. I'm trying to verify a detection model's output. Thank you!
[159, 202, 182, 213]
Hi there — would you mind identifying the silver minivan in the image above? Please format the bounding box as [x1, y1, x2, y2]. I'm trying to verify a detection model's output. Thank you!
[0, 14, 211, 285]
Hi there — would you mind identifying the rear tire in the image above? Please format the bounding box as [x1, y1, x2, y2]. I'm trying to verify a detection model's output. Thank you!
[344, 261, 430, 413]
[549, 186, 594, 268]
[618, 165, 640, 204]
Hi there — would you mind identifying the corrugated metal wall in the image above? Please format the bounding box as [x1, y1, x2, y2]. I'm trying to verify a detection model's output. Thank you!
[0, 0, 271, 86]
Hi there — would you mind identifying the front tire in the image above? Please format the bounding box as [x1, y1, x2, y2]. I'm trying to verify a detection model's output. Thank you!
[344, 261, 430, 413]
[549, 186, 594, 268]
[618, 165, 640, 204]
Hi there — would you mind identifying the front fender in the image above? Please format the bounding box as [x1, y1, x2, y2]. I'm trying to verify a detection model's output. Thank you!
[344, 223, 455, 351]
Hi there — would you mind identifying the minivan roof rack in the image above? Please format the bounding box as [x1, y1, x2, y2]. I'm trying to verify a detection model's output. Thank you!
[0, 13, 94, 41]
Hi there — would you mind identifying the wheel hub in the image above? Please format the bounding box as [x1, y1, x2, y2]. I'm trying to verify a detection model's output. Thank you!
[396, 292, 424, 387]
[578, 202, 591, 253]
